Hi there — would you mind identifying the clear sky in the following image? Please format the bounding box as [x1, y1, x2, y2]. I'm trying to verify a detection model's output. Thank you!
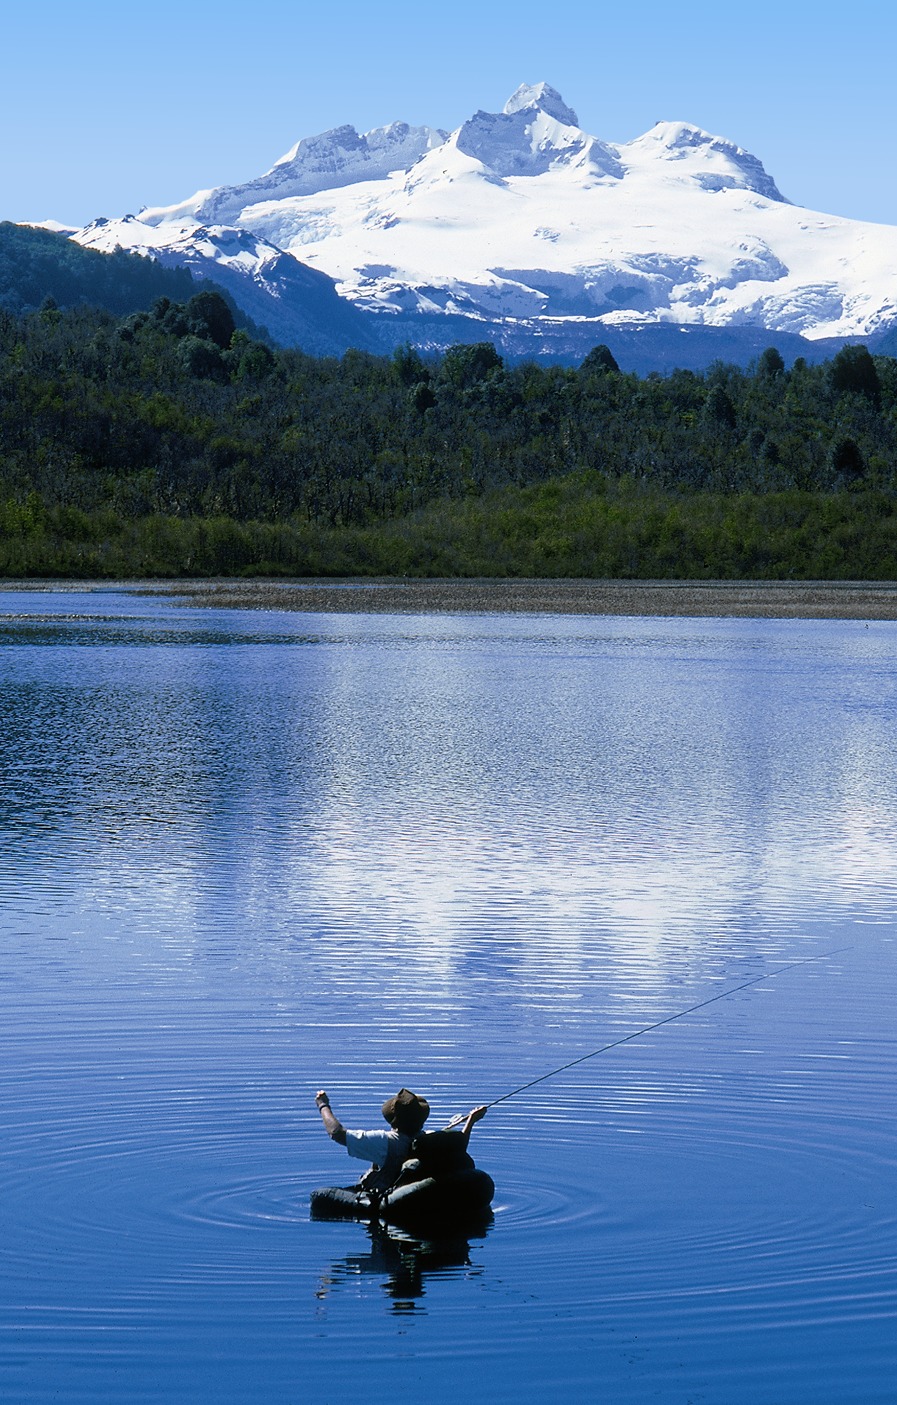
[4, 0, 896, 229]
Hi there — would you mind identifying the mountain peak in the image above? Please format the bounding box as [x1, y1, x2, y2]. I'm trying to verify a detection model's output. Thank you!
[628, 120, 787, 202]
[451, 82, 619, 180]
[503, 82, 580, 128]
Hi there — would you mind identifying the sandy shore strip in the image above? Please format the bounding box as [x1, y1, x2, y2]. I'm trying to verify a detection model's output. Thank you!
[132, 578, 897, 619]
[5, 578, 897, 618]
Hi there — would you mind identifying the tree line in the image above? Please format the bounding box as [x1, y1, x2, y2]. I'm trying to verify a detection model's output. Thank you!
[1, 290, 896, 577]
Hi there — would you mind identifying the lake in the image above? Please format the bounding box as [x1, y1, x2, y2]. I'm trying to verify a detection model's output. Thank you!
[0, 586, 895, 1403]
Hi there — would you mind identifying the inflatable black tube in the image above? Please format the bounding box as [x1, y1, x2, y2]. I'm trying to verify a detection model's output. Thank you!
[310, 1169, 494, 1231]
[309, 1185, 378, 1220]
[384, 1169, 494, 1229]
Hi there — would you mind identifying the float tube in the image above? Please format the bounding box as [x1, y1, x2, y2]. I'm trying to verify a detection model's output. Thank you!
[311, 1168, 495, 1231]
[311, 1128, 495, 1232]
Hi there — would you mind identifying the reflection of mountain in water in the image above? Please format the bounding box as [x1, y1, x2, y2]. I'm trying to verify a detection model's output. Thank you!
[8, 601, 894, 997]
[314, 1223, 488, 1314]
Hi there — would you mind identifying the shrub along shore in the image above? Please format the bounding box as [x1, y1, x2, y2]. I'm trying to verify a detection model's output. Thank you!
[3, 477, 897, 582]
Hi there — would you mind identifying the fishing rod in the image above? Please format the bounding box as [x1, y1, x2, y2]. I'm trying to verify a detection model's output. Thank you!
[444, 946, 850, 1128]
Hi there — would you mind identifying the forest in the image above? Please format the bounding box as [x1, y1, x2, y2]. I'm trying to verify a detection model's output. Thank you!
[1, 285, 896, 578]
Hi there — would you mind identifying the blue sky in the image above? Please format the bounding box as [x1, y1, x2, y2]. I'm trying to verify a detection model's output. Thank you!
[5, 0, 896, 228]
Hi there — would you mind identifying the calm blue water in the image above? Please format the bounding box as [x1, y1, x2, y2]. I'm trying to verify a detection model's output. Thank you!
[1, 587, 895, 1403]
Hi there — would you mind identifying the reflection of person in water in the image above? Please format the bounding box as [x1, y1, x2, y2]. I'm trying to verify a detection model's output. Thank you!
[314, 1222, 482, 1312]
[315, 1087, 487, 1193]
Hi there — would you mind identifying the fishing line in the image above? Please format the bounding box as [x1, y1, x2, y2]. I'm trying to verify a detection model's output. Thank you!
[446, 946, 850, 1126]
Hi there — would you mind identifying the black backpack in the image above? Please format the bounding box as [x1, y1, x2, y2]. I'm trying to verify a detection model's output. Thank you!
[410, 1129, 475, 1177]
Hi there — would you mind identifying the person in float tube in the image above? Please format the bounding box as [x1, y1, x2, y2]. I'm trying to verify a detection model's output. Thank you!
[315, 1087, 487, 1193]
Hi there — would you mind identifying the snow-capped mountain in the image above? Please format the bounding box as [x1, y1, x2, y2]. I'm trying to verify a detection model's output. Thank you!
[70, 82, 897, 362]
[74, 215, 377, 356]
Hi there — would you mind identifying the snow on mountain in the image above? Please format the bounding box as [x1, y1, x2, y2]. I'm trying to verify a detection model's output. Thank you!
[74, 215, 377, 356]
[28, 219, 79, 235]
[69, 84, 897, 357]
[139, 120, 447, 227]
[451, 83, 622, 179]
[503, 82, 580, 127]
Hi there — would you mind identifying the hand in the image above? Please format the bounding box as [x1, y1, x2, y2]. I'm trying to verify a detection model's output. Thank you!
[468, 1105, 487, 1123]
[315, 1090, 330, 1109]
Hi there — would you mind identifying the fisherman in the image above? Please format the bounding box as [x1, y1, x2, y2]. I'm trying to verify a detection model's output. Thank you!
[314, 1087, 487, 1194]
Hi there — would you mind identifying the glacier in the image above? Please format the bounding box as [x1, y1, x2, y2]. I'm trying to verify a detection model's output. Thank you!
[68, 83, 897, 363]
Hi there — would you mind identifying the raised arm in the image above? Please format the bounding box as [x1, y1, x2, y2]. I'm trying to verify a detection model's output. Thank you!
[315, 1090, 347, 1145]
[458, 1105, 487, 1150]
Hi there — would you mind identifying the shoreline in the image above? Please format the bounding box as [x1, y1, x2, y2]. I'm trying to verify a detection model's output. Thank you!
[5, 577, 896, 619]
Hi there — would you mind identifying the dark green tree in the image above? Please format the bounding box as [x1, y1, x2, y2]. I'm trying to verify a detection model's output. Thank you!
[704, 384, 736, 429]
[830, 344, 881, 407]
[393, 344, 428, 387]
[179, 334, 227, 380]
[186, 290, 236, 349]
[830, 436, 865, 484]
[757, 346, 785, 378]
[440, 342, 503, 390]
[410, 380, 436, 413]
[580, 344, 620, 375]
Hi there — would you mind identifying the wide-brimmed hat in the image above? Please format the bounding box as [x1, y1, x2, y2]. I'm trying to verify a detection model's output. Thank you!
[381, 1088, 430, 1132]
